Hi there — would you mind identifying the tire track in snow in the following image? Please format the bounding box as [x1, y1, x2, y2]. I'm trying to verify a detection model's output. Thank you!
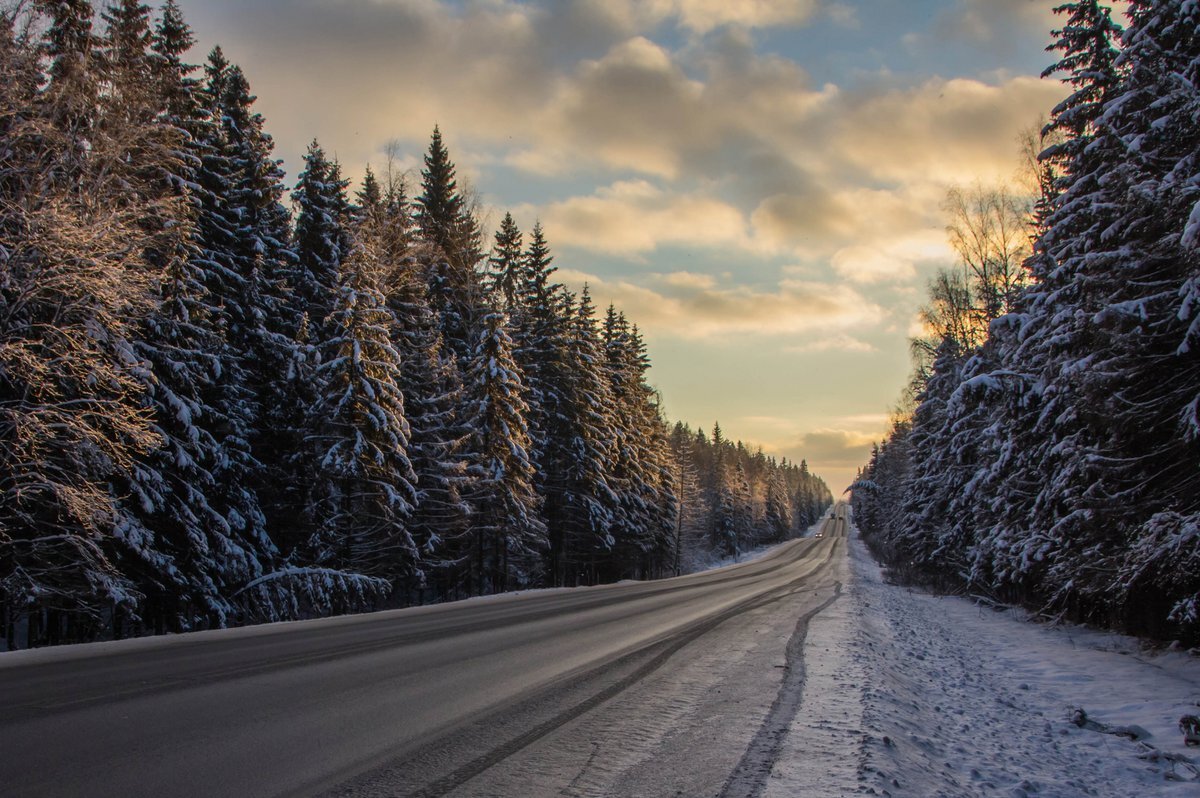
[719, 579, 844, 798]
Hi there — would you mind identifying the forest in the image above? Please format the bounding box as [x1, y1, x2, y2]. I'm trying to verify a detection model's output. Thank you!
[0, 0, 832, 649]
[852, 1, 1200, 641]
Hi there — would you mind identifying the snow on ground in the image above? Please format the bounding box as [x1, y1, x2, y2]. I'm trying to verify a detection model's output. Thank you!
[771, 525, 1200, 797]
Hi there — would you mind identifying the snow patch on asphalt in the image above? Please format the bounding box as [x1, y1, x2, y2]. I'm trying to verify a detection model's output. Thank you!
[771, 525, 1200, 796]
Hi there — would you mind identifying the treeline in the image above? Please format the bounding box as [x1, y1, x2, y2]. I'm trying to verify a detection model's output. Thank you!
[0, 1, 830, 649]
[669, 422, 832, 573]
[852, 1, 1200, 640]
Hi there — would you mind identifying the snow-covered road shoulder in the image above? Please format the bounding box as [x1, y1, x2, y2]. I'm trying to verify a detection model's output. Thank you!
[771, 526, 1200, 797]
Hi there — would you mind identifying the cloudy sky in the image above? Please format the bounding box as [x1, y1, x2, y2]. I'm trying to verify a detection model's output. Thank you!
[176, 0, 1072, 492]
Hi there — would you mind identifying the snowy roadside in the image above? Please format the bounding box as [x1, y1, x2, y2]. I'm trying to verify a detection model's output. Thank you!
[769, 524, 1200, 797]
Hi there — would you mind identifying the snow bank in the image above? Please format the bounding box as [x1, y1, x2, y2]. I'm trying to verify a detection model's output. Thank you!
[771, 525, 1200, 796]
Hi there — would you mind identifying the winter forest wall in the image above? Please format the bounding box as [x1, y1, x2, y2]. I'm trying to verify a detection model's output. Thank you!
[851, 1, 1200, 642]
[0, 1, 831, 649]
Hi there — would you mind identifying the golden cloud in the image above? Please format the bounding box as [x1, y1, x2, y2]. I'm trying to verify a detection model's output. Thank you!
[556, 267, 885, 341]
[526, 181, 750, 255]
[590, 0, 822, 34]
[831, 75, 1067, 185]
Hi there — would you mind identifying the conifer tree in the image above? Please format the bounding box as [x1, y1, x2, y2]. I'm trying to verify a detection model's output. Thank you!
[307, 243, 419, 584]
[365, 163, 469, 596]
[39, 0, 97, 144]
[1040, 1, 1123, 174]
[486, 212, 523, 312]
[291, 139, 351, 338]
[187, 48, 298, 591]
[95, 0, 275, 633]
[461, 311, 544, 594]
[764, 465, 793, 544]
[416, 126, 481, 268]
[548, 285, 621, 584]
[415, 126, 484, 361]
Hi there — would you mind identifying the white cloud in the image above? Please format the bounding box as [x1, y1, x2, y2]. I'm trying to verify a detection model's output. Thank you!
[671, 0, 821, 33]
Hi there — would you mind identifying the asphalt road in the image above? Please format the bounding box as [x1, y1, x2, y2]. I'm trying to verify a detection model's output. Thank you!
[0, 509, 848, 797]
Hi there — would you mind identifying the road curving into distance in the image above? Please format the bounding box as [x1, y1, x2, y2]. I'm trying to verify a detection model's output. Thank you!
[0, 506, 849, 797]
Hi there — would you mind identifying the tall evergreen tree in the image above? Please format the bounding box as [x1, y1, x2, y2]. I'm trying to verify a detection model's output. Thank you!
[415, 125, 481, 273]
[1040, 1, 1123, 174]
[291, 139, 351, 338]
[461, 311, 544, 594]
[306, 244, 420, 584]
[486, 211, 523, 312]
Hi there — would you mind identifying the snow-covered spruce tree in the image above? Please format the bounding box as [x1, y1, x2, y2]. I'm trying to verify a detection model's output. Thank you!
[856, 1, 1200, 639]
[508, 222, 604, 583]
[731, 458, 755, 551]
[1040, 1, 1124, 180]
[92, 0, 274, 634]
[0, 4, 165, 646]
[359, 163, 470, 601]
[415, 126, 484, 362]
[988, 3, 1125, 614]
[1075, 0, 1200, 634]
[668, 422, 709, 573]
[962, 0, 1177, 628]
[291, 139, 351, 339]
[547, 284, 621, 586]
[485, 211, 523, 313]
[460, 311, 545, 595]
[661, 421, 829, 570]
[790, 458, 832, 531]
[986, 4, 1125, 613]
[302, 241, 418, 596]
[415, 125, 481, 273]
[186, 46, 325, 620]
[38, 0, 97, 160]
[395, 316, 471, 600]
[601, 308, 677, 578]
[763, 464, 793, 544]
[850, 422, 912, 566]
[899, 336, 980, 585]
